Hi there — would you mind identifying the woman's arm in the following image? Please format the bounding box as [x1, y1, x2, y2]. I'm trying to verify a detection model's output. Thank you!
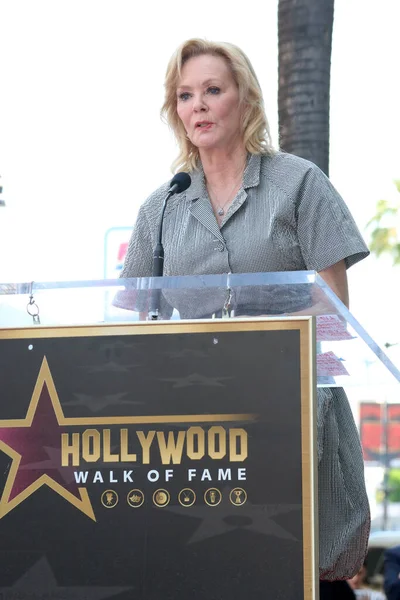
[319, 259, 349, 308]
[281, 259, 349, 317]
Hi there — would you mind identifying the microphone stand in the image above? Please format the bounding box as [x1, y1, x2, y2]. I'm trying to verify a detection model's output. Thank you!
[148, 190, 173, 320]
[147, 172, 191, 321]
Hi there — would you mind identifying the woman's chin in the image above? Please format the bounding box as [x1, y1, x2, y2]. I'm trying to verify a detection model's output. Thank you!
[195, 139, 226, 152]
[195, 139, 216, 148]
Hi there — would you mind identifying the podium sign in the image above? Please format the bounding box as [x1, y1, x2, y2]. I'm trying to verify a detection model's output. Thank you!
[0, 318, 317, 600]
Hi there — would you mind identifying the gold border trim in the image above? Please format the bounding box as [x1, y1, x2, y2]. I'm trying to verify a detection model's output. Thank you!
[299, 317, 318, 600]
[0, 317, 311, 339]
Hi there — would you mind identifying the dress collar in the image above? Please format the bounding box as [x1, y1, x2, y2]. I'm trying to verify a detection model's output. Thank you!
[185, 153, 262, 202]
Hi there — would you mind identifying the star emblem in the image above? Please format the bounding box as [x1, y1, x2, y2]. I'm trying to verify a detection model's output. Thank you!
[160, 373, 232, 388]
[63, 392, 143, 413]
[0, 556, 130, 599]
[164, 495, 300, 543]
[0, 357, 95, 521]
[80, 360, 139, 373]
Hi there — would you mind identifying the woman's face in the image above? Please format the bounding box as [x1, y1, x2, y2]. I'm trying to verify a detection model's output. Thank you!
[176, 54, 243, 153]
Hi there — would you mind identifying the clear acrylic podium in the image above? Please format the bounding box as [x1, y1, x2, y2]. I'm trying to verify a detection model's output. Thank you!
[1, 270, 399, 388]
[0, 271, 398, 600]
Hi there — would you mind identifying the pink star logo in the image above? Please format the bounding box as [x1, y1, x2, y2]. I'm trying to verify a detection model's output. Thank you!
[0, 357, 95, 520]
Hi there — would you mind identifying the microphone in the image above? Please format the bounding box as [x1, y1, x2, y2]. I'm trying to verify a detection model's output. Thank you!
[152, 172, 191, 277]
[149, 172, 191, 319]
[169, 172, 191, 196]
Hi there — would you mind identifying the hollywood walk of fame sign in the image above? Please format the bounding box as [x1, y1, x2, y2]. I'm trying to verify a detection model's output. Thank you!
[0, 318, 316, 599]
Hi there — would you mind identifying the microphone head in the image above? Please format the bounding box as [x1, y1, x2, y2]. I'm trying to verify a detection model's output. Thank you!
[169, 172, 191, 194]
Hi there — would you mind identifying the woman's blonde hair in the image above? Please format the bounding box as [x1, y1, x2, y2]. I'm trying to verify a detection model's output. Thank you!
[161, 38, 275, 173]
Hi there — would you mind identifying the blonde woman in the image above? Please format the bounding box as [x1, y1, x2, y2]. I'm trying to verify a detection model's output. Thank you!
[121, 39, 371, 598]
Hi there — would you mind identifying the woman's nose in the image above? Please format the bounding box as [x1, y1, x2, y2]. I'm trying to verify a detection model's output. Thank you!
[193, 95, 207, 112]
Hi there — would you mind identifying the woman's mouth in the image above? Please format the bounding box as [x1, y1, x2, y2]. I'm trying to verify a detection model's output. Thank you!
[195, 121, 213, 130]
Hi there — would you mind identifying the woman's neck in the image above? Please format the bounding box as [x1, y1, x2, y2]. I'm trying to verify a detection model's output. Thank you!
[200, 145, 248, 188]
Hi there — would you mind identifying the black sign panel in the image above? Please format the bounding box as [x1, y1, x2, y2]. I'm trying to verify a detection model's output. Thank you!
[0, 320, 316, 599]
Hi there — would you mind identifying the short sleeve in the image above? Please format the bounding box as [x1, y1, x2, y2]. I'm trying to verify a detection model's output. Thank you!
[296, 165, 370, 271]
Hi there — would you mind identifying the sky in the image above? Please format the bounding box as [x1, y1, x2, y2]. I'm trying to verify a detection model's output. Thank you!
[0, 0, 399, 368]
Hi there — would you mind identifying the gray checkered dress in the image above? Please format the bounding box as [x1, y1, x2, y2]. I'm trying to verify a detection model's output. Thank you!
[121, 152, 371, 580]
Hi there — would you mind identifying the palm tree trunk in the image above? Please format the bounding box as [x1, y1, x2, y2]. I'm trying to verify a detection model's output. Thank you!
[278, 0, 334, 176]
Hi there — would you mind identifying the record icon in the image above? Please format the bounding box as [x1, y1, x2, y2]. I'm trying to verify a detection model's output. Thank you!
[153, 489, 170, 507]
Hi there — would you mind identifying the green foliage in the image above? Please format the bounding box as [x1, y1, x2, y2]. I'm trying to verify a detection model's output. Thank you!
[367, 181, 400, 265]
[388, 468, 400, 502]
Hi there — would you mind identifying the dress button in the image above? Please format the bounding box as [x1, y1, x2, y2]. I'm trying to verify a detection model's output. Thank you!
[216, 242, 225, 252]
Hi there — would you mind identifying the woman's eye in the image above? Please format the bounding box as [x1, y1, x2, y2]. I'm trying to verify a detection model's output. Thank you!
[207, 86, 220, 95]
[178, 92, 191, 101]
